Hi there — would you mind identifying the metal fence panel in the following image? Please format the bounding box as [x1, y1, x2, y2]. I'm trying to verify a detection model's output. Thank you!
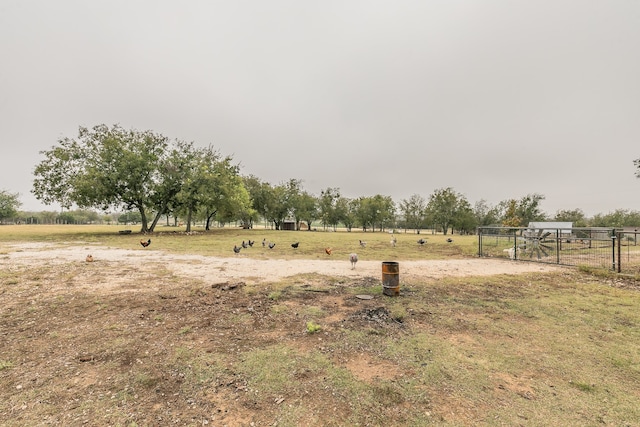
[478, 227, 617, 271]
[615, 231, 640, 274]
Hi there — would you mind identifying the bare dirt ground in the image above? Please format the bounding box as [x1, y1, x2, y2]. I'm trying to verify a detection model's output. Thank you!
[0, 244, 561, 426]
[3, 242, 559, 285]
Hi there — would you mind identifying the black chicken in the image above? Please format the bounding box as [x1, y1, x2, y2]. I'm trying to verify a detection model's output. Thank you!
[446, 238, 453, 243]
[248, 240, 255, 247]
[140, 239, 151, 248]
[417, 238, 427, 245]
[291, 242, 299, 249]
[268, 242, 276, 249]
[233, 245, 241, 254]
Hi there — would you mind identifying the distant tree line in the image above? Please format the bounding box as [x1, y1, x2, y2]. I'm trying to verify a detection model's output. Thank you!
[1, 124, 640, 232]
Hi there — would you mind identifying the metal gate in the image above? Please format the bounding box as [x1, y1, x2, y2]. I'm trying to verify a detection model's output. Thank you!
[477, 227, 639, 273]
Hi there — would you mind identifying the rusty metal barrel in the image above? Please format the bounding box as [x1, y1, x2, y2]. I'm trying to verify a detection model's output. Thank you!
[381, 261, 400, 296]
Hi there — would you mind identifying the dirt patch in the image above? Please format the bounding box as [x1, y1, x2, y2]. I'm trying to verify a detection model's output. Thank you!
[0, 243, 561, 426]
[1, 243, 560, 285]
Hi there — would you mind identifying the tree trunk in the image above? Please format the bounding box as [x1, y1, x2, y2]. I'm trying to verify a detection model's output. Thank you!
[138, 206, 149, 233]
[147, 201, 168, 233]
[185, 207, 193, 233]
[205, 210, 217, 231]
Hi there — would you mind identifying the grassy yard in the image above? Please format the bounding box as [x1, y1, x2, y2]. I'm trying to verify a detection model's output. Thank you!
[0, 223, 479, 259]
[1, 225, 639, 426]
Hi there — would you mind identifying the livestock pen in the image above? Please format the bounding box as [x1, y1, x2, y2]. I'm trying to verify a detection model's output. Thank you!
[478, 226, 640, 274]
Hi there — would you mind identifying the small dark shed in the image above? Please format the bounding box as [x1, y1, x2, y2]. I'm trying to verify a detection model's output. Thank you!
[282, 221, 296, 231]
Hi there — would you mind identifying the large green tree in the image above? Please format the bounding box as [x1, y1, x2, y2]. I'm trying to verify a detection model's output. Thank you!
[243, 175, 266, 223]
[368, 195, 395, 232]
[497, 194, 547, 227]
[453, 198, 477, 234]
[293, 191, 318, 231]
[335, 196, 354, 231]
[399, 194, 427, 232]
[516, 193, 547, 225]
[32, 124, 194, 233]
[426, 187, 465, 235]
[283, 179, 305, 230]
[354, 197, 372, 232]
[473, 199, 500, 227]
[591, 209, 640, 228]
[318, 187, 341, 231]
[175, 146, 248, 231]
[353, 195, 395, 232]
[0, 190, 21, 223]
[498, 199, 521, 228]
[265, 183, 290, 230]
[554, 208, 587, 227]
[245, 179, 289, 230]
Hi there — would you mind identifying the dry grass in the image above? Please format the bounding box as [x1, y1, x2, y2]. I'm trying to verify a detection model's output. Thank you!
[0, 224, 476, 260]
[1, 226, 640, 426]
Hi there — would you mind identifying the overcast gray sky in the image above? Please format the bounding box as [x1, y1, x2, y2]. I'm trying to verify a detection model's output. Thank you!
[1, 1, 639, 216]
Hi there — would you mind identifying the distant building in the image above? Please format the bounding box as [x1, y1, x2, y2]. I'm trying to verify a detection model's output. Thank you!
[282, 220, 296, 231]
[527, 222, 573, 237]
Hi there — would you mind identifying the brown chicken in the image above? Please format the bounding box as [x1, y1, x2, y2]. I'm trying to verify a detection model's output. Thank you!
[140, 239, 151, 248]
[325, 247, 332, 255]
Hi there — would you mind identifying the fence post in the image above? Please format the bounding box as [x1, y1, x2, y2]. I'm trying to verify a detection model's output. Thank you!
[477, 227, 482, 257]
[611, 232, 617, 271]
[617, 231, 622, 273]
[556, 228, 560, 264]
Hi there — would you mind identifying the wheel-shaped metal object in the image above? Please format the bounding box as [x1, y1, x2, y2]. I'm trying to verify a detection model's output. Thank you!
[519, 228, 555, 259]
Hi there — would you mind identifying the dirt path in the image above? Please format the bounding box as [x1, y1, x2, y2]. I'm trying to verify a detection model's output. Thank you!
[2, 243, 560, 284]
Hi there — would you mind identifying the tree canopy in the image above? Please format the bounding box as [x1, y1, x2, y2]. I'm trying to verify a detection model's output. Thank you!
[21, 123, 640, 231]
[32, 124, 241, 233]
[0, 190, 21, 222]
[426, 187, 469, 235]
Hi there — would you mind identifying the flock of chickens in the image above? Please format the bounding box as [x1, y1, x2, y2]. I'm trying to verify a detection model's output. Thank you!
[229, 234, 454, 270]
[88, 234, 454, 266]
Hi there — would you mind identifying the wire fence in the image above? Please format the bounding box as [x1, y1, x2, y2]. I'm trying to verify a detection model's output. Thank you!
[477, 227, 640, 274]
[614, 229, 640, 275]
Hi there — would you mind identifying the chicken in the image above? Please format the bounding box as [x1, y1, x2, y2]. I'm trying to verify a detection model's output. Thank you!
[233, 245, 241, 254]
[248, 240, 255, 247]
[325, 247, 332, 255]
[85, 254, 94, 262]
[417, 238, 427, 246]
[359, 240, 367, 248]
[140, 238, 151, 248]
[268, 242, 276, 249]
[349, 253, 358, 269]
[291, 242, 299, 249]
[262, 238, 266, 247]
[446, 238, 453, 243]
[242, 240, 248, 249]
[390, 235, 397, 247]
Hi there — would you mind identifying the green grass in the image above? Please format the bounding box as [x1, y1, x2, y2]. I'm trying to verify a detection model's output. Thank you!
[0, 224, 478, 260]
[306, 321, 322, 333]
[3, 225, 640, 426]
